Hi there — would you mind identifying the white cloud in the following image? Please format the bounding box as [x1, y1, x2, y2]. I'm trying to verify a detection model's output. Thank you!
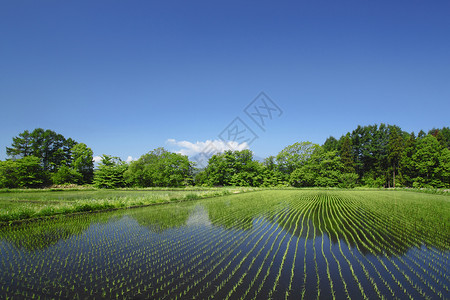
[126, 156, 136, 163]
[166, 139, 249, 157]
[93, 156, 103, 163]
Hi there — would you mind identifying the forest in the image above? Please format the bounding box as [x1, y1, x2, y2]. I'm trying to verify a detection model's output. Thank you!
[1, 124, 449, 189]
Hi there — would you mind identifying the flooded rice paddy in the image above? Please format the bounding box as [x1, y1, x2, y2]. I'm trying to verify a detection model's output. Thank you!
[0, 190, 449, 299]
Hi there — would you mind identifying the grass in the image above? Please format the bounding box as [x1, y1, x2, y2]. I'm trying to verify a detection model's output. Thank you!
[0, 187, 256, 224]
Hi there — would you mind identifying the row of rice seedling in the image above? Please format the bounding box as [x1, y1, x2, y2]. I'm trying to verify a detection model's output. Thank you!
[269, 194, 309, 300]
[336, 191, 448, 299]
[250, 195, 313, 300]
[185, 216, 272, 299]
[317, 194, 335, 299]
[326, 195, 370, 299]
[312, 195, 322, 300]
[300, 194, 315, 300]
[320, 194, 351, 300]
[146, 203, 261, 299]
[333, 194, 415, 299]
[344, 192, 448, 286]
[284, 194, 310, 299]
[160, 212, 269, 298]
[190, 197, 287, 298]
[212, 205, 295, 299]
[163, 194, 289, 299]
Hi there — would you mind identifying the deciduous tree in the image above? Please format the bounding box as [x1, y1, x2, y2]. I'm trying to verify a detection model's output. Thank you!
[93, 155, 128, 188]
[276, 142, 319, 174]
[71, 143, 94, 184]
[0, 156, 45, 188]
[124, 148, 193, 187]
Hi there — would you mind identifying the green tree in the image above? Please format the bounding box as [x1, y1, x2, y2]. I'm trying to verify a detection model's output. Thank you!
[351, 124, 382, 179]
[124, 148, 193, 187]
[51, 165, 83, 185]
[322, 136, 339, 152]
[5, 130, 33, 158]
[388, 126, 404, 187]
[276, 142, 319, 174]
[71, 143, 94, 184]
[260, 167, 287, 187]
[30, 128, 68, 171]
[289, 165, 315, 187]
[313, 150, 344, 187]
[412, 135, 443, 187]
[338, 173, 359, 188]
[193, 169, 209, 186]
[204, 149, 261, 186]
[351, 124, 399, 187]
[289, 148, 358, 188]
[399, 133, 417, 186]
[340, 134, 355, 173]
[436, 147, 450, 188]
[262, 156, 277, 171]
[417, 130, 426, 139]
[6, 128, 78, 172]
[429, 127, 450, 149]
[93, 155, 128, 188]
[0, 156, 45, 188]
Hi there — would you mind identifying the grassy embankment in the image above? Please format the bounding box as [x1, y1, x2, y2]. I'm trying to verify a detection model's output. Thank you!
[1, 186, 447, 224]
[0, 187, 256, 224]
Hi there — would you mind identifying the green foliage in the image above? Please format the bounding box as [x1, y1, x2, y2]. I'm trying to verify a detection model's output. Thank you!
[313, 150, 344, 187]
[351, 124, 389, 181]
[360, 172, 385, 187]
[5, 128, 94, 186]
[193, 169, 209, 186]
[412, 135, 448, 188]
[429, 126, 450, 149]
[262, 156, 277, 171]
[260, 168, 287, 187]
[338, 172, 359, 188]
[289, 148, 359, 187]
[340, 134, 355, 173]
[124, 147, 193, 187]
[7, 128, 76, 172]
[387, 126, 404, 187]
[0, 156, 46, 188]
[230, 171, 254, 186]
[5, 130, 33, 157]
[322, 136, 339, 152]
[4, 124, 448, 190]
[436, 147, 450, 187]
[71, 143, 94, 184]
[399, 132, 417, 186]
[51, 165, 83, 185]
[276, 142, 319, 174]
[289, 165, 315, 187]
[93, 155, 128, 188]
[203, 150, 262, 186]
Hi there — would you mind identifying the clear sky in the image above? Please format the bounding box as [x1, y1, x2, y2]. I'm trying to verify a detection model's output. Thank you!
[1, 0, 449, 162]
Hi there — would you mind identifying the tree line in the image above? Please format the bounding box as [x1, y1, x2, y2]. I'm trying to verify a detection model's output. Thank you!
[1, 124, 449, 189]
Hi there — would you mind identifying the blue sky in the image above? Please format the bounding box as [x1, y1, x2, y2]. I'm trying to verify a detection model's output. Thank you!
[1, 0, 449, 162]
